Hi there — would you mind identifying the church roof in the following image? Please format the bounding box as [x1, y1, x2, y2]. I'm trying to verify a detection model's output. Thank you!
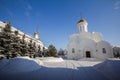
[34, 32, 39, 35]
[77, 19, 87, 23]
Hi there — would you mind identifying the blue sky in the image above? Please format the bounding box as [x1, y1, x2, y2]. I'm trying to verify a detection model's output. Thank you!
[0, 0, 120, 50]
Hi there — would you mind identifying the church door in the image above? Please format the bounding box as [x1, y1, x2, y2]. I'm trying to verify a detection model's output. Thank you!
[86, 51, 91, 58]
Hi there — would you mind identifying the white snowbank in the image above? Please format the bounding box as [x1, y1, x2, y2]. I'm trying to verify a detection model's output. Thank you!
[16, 56, 31, 60]
[94, 59, 120, 80]
[78, 61, 102, 67]
[79, 58, 102, 61]
[17, 56, 44, 65]
[39, 57, 64, 62]
[0, 58, 9, 69]
[34, 58, 44, 65]
[74, 58, 103, 67]
[0, 57, 120, 80]
[0, 57, 42, 73]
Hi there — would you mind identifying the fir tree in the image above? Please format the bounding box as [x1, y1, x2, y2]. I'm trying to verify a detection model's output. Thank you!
[47, 45, 57, 57]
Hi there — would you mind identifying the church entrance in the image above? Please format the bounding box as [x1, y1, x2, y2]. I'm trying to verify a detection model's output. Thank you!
[86, 51, 91, 58]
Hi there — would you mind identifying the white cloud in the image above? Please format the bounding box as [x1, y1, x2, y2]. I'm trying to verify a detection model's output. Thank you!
[19, 0, 33, 17]
[26, 3, 32, 11]
[114, 6, 120, 10]
[24, 11, 30, 17]
[114, 1, 120, 6]
[4, 7, 14, 17]
[114, 1, 120, 10]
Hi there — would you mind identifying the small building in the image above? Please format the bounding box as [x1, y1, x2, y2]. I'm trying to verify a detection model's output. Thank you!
[113, 46, 120, 58]
[66, 18, 113, 60]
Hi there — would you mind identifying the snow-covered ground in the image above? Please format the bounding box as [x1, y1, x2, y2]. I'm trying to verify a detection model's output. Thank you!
[0, 57, 120, 80]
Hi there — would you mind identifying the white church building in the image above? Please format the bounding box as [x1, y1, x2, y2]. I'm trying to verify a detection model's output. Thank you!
[66, 18, 113, 60]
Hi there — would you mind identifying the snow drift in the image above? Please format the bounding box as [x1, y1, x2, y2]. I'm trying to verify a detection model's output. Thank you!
[0, 57, 42, 73]
[0, 57, 120, 80]
[94, 59, 120, 80]
[39, 57, 64, 62]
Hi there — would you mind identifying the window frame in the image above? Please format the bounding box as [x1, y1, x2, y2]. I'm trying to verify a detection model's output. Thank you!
[102, 48, 106, 54]
[72, 48, 75, 53]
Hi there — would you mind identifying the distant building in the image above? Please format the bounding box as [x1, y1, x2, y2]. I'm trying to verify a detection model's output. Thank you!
[66, 18, 113, 60]
[113, 46, 120, 58]
[0, 21, 46, 51]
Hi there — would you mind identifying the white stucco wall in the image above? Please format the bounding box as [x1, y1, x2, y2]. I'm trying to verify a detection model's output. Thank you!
[67, 31, 113, 60]
[92, 32, 103, 42]
[96, 41, 113, 60]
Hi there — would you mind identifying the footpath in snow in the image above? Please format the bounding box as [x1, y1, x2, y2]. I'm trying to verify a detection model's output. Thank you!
[0, 57, 120, 80]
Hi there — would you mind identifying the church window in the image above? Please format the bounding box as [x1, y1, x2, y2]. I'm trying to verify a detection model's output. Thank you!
[96, 50, 98, 52]
[81, 26, 83, 31]
[72, 48, 75, 53]
[80, 27, 81, 31]
[102, 48, 106, 53]
[0, 26, 3, 32]
[22, 34, 26, 39]
[82, 26, 84, 31]
[33, 42, 36, 47]
[14, 30, 19, 36]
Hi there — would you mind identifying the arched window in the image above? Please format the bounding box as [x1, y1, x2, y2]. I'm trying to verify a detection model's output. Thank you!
[102, 48, 106, 53]
[22, 34, 26, 40]
[80, 25, 84, 31]
[30, 39, 32, 43]
[4, 22, 11, 32]
[82, 25, 84, 31]
[38, 45, 41, 52]
[0, 26, 3, 32]
[80, 26, 82, 31]
[72, 48, 75, 53]
[33, 42, 36, 47]
[14, 30, 19, 36]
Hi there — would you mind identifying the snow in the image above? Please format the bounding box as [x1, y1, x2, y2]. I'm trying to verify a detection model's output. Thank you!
[94, 58, 120, 80]
[0, 57, 120, 80]
[39, 57, 64, 62]
[0, 57, 42, 73]
[18, 56, 44, 65]
[77, 58, 103, 67]
[0, 21, 5, 28]
[0, 58, 9, 69]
